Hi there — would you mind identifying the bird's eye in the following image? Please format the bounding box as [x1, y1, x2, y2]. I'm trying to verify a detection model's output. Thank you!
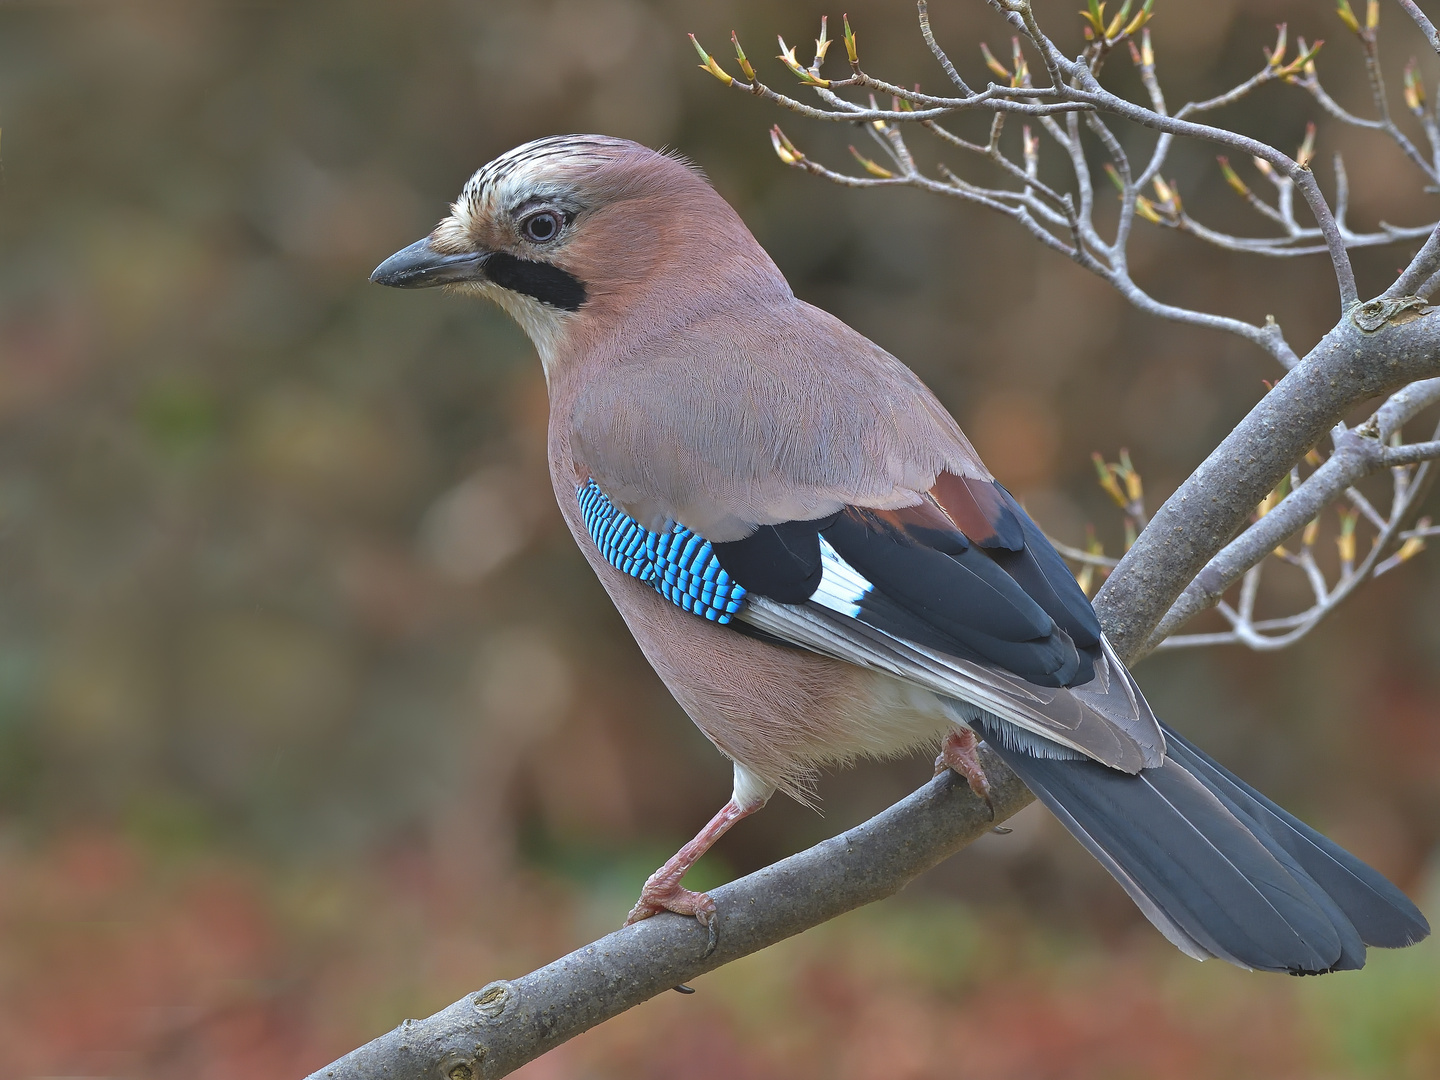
[521, 210, 562, 243]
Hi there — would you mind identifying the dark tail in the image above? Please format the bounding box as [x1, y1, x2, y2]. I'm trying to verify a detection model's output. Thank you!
[978, 720, 1430, 974]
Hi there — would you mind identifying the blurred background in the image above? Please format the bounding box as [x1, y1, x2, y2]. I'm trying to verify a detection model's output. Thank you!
[2, 0, 1440, 1076]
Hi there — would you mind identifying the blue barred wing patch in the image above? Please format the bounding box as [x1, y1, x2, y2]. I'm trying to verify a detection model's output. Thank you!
[578, 480, 747, 623]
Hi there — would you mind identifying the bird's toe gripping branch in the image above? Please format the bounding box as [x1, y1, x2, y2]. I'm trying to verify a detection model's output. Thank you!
[625, 881, 720, 954]
[935, 727, 994, 813]
[623, 798, 758, 957]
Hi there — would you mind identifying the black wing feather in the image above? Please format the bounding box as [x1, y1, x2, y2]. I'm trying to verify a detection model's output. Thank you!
[821, 508, 1083, 686]
[988, 488, 1102, 649]
[711, 517, 832, 604]
[711, 477, 1097, 688]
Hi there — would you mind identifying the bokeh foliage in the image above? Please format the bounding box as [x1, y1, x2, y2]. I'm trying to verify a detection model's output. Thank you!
[1, 1, 1438, 1076]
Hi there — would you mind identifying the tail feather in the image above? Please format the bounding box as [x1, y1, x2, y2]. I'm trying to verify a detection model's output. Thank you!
[1161, 725, 1430, 950]
[976, 717, 1428, 973]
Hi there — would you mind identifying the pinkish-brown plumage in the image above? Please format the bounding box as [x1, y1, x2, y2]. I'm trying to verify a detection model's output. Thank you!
[550, 376, 954, 804]
[371, 135, 1428, 973]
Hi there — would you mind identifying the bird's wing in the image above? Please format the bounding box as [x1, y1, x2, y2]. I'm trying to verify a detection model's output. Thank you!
[570, 300, 991, 542]
[575, 469, 1163, 773]
[721, 475, 1164, 772]
[569, 298, 1160, 770]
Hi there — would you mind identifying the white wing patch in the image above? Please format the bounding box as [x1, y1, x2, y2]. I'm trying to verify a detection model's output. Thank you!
[811, 536, 872, 617]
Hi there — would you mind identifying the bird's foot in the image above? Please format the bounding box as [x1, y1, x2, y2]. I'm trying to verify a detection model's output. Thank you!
[936, 727, 993, 812]
[625, 874, 719, 955]
[620, 798, 756, 957]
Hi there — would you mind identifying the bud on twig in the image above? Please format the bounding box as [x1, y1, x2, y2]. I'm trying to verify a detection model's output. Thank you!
[689, 35, 734, 86]
[1279, 39, 1324, 81]
[849, 145, 893, 178]
[1218, 156, 1251, 197]
[814, 15, 832, 67]
[777, 36, 830, 86]
[1395, 518, 1430, 563]
[770, 125, 803, 166]
[1256, 475, 1289, 519]
[1080, 0, 1152, 44]
[1152, 175, 1179, 212]
[980, 41, 1010, 81]
[1094, 451, 1144, 514]
[732, 32, 756, 82]
[1268, 23, 1289, 68]
[1336, 0, 1362, 37]
[1120, 449, 1143, 505]
[1404, 59, 1427, 115]
[1094, 452, 1128, 509]
[1123, 0, 1154, 38]
[1337, 507, 1358, 570]
[1134, 196, 1162, 223]
[1105, 0, 1133, 42]
[1297, 122, 1317, 168]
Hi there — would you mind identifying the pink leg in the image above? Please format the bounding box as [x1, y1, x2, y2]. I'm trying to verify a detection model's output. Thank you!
[935, 727, 993, 809]
[624, 798, 757, 954]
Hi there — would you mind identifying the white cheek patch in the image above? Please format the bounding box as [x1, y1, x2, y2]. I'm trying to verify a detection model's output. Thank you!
[811, 536, 873, 618]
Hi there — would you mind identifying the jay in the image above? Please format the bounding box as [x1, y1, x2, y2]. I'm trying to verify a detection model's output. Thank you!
[373, 135, 1428, 974]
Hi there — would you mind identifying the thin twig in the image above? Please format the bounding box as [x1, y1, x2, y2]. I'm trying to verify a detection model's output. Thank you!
[917, 0, 971, 94]
[1396, 0, 1440, 56]
[1386, 223, 1440, 297]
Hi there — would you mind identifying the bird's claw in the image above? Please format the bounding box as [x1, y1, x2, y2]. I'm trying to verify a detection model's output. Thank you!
[625, 882, 720, 956]
[936, 727, 994, 816]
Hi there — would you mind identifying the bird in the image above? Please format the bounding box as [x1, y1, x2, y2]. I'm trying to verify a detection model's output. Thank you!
[372, 134, 1429, 974]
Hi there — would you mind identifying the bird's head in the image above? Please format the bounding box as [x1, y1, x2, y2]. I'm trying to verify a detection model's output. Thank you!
[371, 135, 787, 374]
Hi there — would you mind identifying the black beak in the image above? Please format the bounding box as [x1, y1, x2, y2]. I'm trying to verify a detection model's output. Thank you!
[370, 237, 490, 288]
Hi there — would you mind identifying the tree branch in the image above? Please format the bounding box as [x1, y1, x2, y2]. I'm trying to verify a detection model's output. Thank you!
[308, 10, 1440, 1078]
[1146, 403, 1440, 651]
[305, 746, 1033, 1080]
[308, 302, 1440, 1080]
[1397, 0, 1440, 56]
[1096, 302, 1440, 660]
[1387, 223, 1440, 298]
